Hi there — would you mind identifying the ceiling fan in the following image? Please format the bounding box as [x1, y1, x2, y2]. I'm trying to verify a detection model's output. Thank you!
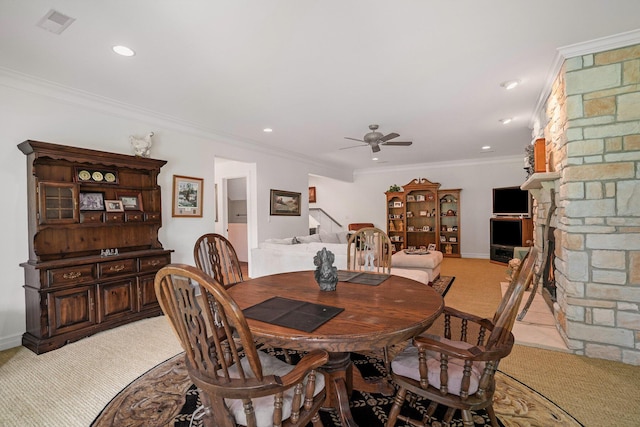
[341, 124, 413, 153]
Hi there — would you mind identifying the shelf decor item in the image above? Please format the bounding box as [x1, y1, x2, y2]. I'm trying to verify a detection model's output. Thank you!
[105, 200, 124, 212]
[172, 175, 203, 217]
[313, 248, 338, 291]
[270, 189, 301, 216]
[79, 192, 105, 211]
[75, 167, 118, 184]
[117, 191, 143, 211]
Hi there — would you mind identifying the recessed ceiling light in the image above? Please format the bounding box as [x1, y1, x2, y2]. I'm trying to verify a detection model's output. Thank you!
[482, 145, 491, 150]
[372, 156, 379, 161]
[500, 80, 520, 90]
[112, 45, 135, 57]
[499, 118, 513, 125]
[263, 128, 273, 133]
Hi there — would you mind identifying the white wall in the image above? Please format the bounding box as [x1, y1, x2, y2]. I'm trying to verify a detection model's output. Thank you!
[0, 71, 527, 350]
[310, 157, 527, 258]
[0, 76, 347, 350]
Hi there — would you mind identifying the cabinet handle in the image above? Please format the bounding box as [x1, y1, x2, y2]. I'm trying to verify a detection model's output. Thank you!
[149, 260, 161, 266]
[109, 265, 126, 272]
[63, 271, 82, 279]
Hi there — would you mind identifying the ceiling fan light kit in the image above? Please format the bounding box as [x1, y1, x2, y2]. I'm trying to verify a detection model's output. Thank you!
[342, 124, 413, 154]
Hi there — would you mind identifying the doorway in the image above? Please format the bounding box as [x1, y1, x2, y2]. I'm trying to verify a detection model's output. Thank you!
[226, 177, 248, 262]
[214, 157, 256, 268]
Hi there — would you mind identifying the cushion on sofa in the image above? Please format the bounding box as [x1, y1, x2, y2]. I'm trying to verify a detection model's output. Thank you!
[295, 234, 322, 244]
[264, 237, 296, 245]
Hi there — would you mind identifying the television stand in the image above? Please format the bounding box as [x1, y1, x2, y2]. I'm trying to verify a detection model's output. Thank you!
[490, 244, 516, 264]
[489, 217, 533, 264]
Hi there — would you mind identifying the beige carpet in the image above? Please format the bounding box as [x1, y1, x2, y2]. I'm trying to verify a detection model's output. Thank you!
[1, 258, 639, 426]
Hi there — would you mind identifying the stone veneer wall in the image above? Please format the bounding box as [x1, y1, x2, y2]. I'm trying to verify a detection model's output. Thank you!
[541, 43, 640, 365]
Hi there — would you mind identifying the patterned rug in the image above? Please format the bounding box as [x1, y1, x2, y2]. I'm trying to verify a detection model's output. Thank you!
[92, 348, 582, 427]
[431, 275, 454, 296]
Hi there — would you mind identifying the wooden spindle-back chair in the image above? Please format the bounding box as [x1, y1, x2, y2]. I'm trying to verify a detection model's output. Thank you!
[194, 233, 244, 288]
[386, 248, 538, 427]
[155, 264, 329, 427]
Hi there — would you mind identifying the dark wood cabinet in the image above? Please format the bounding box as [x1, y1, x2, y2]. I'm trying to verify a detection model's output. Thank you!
[18, 140, 172, 354]
[385, 179, 462, 257]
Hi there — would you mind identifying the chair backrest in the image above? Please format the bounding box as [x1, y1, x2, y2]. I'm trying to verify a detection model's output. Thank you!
[194, 233, 244, 288]
[493, 247, 538, 325]
[486, 247, 538, 349]
[347, 227, 392, 273]
[155, 264, 264, 383]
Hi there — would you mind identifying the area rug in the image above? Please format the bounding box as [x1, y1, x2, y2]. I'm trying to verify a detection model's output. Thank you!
[431, 275, 454, 296]
[92, 349, 582, 427]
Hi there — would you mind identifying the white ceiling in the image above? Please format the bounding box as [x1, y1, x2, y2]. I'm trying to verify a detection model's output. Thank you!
[2, 1, 640, 173]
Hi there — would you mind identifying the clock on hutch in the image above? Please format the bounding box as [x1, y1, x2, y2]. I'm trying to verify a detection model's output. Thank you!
[18, 140, 172, 354]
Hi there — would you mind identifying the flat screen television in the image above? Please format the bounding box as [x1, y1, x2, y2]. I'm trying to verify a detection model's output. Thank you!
[490, 219, 524, 247]
[492, 186, 531, 217]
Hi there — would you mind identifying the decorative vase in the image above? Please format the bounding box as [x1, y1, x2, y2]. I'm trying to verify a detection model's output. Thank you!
[313, 248, 338, 291]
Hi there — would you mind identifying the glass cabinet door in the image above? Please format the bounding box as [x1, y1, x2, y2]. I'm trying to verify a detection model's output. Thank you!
[38, 182, 78, 224]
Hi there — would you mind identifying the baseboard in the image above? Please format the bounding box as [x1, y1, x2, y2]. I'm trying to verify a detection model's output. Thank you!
[0, 333, 23, 352]
[460, 252, 490, 259]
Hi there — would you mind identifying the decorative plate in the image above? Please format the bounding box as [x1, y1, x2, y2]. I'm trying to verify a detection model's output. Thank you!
[92, 171, 104, 182]
[105, 172, 116, 182]
[78, 170, 91, 181]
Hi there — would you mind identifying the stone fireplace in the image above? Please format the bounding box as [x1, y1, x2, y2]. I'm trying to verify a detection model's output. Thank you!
[523, 42, 640, 365]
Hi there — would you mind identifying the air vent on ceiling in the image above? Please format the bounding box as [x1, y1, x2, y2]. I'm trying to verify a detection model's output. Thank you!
[37, 9, 75, 35]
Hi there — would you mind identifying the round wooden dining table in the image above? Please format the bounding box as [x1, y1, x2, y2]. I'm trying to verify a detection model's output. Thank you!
[227, 270, 444, 427]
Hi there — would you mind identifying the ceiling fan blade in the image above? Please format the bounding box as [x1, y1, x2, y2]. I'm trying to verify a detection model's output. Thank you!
[379, 132, 400, 143]
[344, 137, 365, 142]
[383, 141, 413, 146]
[339, 144, 367, 150]
[371, 143, 381, 153]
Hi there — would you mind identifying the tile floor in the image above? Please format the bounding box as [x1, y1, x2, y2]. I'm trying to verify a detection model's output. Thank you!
[501, 282, 569, 352]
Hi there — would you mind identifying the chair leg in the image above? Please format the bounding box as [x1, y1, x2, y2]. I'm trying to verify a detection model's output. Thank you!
[283, 348, 293, 364]
[424, 401, 438, 424]
[460, 409, 475, 427]
[386, 387, 407, 427]
[486, 405, 500, 427]
[443, 407, 456, 426]
[310, 411, 324, 427]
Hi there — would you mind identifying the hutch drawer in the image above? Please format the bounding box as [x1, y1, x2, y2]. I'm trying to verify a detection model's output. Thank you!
[139, 254, 170, 272]
[144, 212, 161, 222]
[99, 258, 136, 277]
[125, 212, 144, 222]
[47, 264, 96, 287]
[104, 212, 125, 223]
[80, 212, 103, 223]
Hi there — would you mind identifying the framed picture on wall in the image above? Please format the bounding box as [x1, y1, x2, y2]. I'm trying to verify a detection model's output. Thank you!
[309, 186, 316, 203]
[172, 175, 203, 217]
[270, 189, 301, 216]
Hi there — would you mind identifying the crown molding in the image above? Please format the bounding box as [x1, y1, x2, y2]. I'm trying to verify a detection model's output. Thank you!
[354, 154, 523, 177]
[530, 29, 640, 132]
[0, 66, 349, 178]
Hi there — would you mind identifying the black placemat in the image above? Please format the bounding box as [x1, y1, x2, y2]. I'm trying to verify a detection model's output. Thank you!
[243, 297, 344, 333]
[337, 270, 390, 286]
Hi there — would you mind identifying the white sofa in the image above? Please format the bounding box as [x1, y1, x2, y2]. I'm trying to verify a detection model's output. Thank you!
[250, 232, 432, 285]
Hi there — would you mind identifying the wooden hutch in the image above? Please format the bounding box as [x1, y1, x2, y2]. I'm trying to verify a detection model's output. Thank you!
[18, 140, 172, 354]
[386, 178, 461, 257]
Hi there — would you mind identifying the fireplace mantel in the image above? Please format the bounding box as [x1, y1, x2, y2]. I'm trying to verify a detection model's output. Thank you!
[521, 171, 560, 190]
[521, 171, 560, 201]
